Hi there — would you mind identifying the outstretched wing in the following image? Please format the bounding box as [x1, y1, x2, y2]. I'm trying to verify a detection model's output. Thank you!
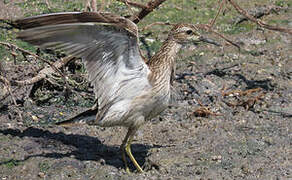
[16, 12, 151, 113]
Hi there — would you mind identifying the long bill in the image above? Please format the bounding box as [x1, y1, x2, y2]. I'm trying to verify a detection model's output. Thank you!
[198, 36, 221, 46]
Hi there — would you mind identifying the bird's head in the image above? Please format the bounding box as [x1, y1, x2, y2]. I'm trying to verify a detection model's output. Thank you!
[168, 23, 220, 46]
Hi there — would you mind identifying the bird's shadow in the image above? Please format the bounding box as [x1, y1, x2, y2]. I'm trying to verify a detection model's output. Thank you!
[205, 67, 275, 91]
[0, 127, 162, 171]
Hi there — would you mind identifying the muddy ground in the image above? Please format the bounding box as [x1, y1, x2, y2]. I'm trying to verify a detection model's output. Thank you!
[0, 1, 291, 180]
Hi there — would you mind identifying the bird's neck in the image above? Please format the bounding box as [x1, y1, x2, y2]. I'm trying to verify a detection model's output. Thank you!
[147, 39, 181, 85]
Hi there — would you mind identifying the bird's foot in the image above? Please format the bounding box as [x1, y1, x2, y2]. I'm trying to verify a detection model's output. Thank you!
[125, 167, 131, 174]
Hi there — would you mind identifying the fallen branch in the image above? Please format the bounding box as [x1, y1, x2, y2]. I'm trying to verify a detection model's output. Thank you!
[130, 0, 168, 24]
[116, 0, 168, 24]
[234, 5, 288, 25]
[227, 0, 292, 34]
[222, 87, 262, 97]
[12, 56, 75, 86]
[0, 42, 72, 90]
[193, 106, 222, 117]
[222, 87, 265, 110]
[0, 76, 17, 106]
[193, 100, 222, 117]
[209, 0, 226, 29]
[224, 92, 265, 110]
[195, 24, 241, 50]
[0, 75, 23, 120]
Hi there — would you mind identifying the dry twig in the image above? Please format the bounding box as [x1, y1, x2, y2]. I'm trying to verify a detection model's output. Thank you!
[116, 0, 167, 24]
[209, 0, 226, 29]
[227, 0, 292, 34]
[222, 87, 265, 110]
[12, 56, 75, 86]
[141, 21, 175, 31]
[0, 75, 23, 120]
[84, 0, 97, 12]
[0, 76, 17, 106]
[0, 42, 72, 89]
[130, 0, 167, 24]
[222, 87, 262, 97]
[234, 5, 287, 25]
[193, 100, 222, 117]
[195, 24, 240, 50]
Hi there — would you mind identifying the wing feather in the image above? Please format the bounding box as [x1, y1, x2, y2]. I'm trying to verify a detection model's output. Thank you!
[16, 12, 151, 122]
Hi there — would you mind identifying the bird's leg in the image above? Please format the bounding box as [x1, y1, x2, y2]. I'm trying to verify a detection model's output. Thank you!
[120, 127, 144, 173]
[126, 131, 144, 173]
[120, 129, 131, 173]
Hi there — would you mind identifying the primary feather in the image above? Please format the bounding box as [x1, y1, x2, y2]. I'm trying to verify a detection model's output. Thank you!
[17, 12, 151, 127]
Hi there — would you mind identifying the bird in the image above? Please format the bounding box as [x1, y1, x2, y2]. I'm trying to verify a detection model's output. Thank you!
[15, 12, 218, 173]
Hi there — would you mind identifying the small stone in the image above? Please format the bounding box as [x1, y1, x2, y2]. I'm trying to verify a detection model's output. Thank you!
[32, 115, 38, 121]
[99, 158, 105, 165]
[38, 172, 45, 178]
[211, 155, 222, 162]
[38, 114, 45, 118]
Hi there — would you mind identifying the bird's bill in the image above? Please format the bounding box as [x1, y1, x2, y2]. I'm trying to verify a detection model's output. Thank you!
[198, 36, 221, 46]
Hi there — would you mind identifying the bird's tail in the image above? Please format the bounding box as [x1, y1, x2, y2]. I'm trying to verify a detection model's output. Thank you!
[56, 108, 98, 126]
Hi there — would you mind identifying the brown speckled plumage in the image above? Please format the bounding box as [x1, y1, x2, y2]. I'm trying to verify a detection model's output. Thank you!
[15, 12, 215, 173]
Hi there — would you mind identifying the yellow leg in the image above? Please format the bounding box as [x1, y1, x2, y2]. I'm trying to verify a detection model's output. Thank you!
[120, 136, 130, 173]
[120, 127, 144, 173]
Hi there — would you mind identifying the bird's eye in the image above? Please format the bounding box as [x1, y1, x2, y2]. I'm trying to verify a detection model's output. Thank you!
[186, 30, 193, 35]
